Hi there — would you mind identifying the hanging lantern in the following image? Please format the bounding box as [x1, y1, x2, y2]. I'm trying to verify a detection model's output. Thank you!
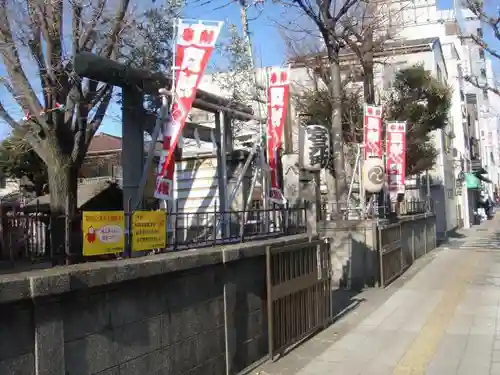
[362, 157, 385, 193]
[299, 125, 330, 171]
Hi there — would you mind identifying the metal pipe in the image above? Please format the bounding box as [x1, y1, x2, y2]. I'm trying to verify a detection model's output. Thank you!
[227, 140, 258, 206]
[134, 92, 169, 211]
[426, 170, 431, 211]
[346, 144, 361, 217]
[265, 245, 274, 359]
[359, 144, 365, 218]
[240, 161, 259, 238]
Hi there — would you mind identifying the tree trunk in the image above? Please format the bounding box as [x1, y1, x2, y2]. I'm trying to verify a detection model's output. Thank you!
[363, 62, 375, 104]
[327, 59, 348, 218]
[47, 158, 78, 264]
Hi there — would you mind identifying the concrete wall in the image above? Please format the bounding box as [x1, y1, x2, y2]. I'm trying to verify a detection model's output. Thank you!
[319, 214, 437, 290]
[0, 234, 314, 375]
[318, 220, 377, 290]
[400, 214, 437, 264]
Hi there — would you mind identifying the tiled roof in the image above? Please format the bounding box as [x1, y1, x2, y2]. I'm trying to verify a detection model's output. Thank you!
[87, 133, 122, 153]
[291, 37, 440, 64]
[87, 133, 164, 156]
[25, 180, 121, 209]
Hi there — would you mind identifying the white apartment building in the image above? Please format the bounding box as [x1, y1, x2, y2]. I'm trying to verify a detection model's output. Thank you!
[483, 59, 500, 191]
[382, 0, 500, 228]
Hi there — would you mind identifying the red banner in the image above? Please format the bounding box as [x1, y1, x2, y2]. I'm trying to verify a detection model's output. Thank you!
[267, 67, 290, 204]
[386, 122, 407, 198]
[155, 20, 223, 200]
[363, 104, 383, 159]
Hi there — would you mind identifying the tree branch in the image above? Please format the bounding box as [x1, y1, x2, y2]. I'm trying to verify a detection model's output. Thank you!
[79, 0, 106, 52]
[465, 74, 500, 96]
[0, 101, 19, 130]
[99, 0, 130, 58]
[70, 85, 112, 166]
[26, 0, 50, 108]
[464, 0, 500, 62]
[72, 0, 83, 56]
[0, 101, 47, 161]
[0, 0, 43, 120]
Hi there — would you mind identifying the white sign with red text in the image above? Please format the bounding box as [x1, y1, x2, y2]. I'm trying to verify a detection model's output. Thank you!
[155, 20, 223, 200]
[267, 66, 290, 205]
[363, 104, 383, 160]
[386, 121, 407, 199]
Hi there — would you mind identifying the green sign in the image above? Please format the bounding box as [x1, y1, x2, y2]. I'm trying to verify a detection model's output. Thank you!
[465, 173, 480, 189]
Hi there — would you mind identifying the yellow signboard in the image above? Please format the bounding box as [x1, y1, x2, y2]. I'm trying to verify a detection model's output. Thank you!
[82, 211, 125, 256]
[132, 211, 167, 252]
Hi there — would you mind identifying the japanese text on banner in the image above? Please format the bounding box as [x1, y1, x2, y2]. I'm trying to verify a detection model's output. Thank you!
[363, 104, 383, 160]
[267, 67, 290, 204]
[386, 122, 407, 197]
[132, 211, 167, 252]
[82, 211, 125, 256]
[155, 20, 223, 200]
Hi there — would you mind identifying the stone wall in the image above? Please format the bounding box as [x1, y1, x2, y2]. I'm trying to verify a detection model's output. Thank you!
[0, 234, 313, 375]
[318, 220, 377, 290]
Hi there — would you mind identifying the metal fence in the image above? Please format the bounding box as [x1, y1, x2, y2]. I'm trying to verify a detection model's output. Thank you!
[392, 199, 434, 216]
[0, 204, 307, 266]
[319, 198, 433, 221]
[173, 205, 307, 249]
[0, 211, 51, 263]
[377, 214, 437, 287]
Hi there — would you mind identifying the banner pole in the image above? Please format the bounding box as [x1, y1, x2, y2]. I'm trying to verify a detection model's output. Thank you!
[167, 18, 180, 233]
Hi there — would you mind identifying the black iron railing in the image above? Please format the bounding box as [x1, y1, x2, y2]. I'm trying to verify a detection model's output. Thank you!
[319, 198, 434, 221]
[0, 203, 307, 269]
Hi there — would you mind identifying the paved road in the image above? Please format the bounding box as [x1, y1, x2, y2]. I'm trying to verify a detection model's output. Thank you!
[256, 218, 500, 375]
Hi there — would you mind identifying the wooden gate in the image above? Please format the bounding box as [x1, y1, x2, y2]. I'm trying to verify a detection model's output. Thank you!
[266, 239, 331, 359]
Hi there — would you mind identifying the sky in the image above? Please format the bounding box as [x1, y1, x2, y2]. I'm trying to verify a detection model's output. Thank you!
[0, 0, 499, 139]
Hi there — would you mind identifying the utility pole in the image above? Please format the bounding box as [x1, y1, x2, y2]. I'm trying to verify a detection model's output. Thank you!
[235, 0, 270, 213]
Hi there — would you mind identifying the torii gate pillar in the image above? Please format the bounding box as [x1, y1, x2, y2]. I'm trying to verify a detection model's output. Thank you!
[121, 88, 145, 210]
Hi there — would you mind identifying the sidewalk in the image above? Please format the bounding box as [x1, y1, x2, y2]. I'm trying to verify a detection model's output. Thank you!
[254, 218, 500, 375]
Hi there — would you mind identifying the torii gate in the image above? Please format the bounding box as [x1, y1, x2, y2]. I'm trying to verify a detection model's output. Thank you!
[73, 52, 262, 219]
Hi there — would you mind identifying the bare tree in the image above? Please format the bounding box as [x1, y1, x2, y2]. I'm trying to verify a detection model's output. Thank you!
[277, 0, 360, 217]
[0, 0, 154, 258]
[288, 41, 363, 197]
[340, 0, 410, 103]
[211, 23, 266, 134]
[463, 0, 500, 95]
[284, 39, 363, 142]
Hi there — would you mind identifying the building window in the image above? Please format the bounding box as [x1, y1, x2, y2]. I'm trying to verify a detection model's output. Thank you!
[479, 49, 485, 59]
[481, 68, 487, 78]
[476, 28, 483, 38]
[483, 89, 489, 100]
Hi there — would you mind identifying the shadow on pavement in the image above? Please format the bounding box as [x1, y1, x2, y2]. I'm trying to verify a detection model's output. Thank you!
[437, 227, 467, 247]
[331, 287, 366, 324]
[446, 228, 467, 239]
